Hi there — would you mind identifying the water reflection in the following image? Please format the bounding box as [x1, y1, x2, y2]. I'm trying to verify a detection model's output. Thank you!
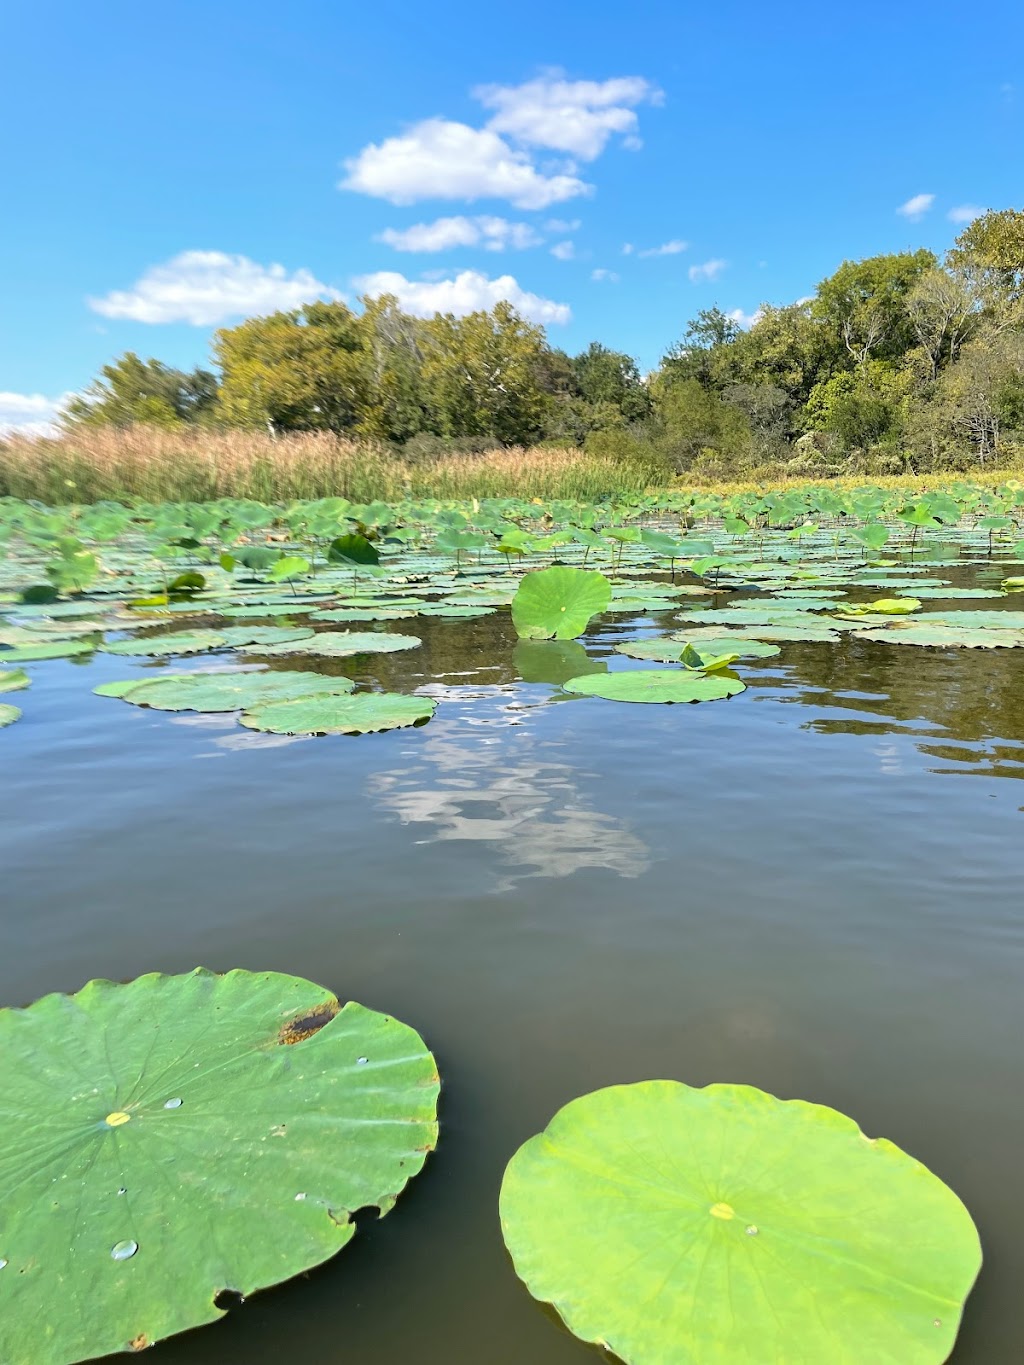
[368, 686, 649, 888]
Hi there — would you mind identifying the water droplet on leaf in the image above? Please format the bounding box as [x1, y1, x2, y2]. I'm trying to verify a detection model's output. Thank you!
[111, 1240, 138, 1261]
[163, 1098, 183, 1109]
[746, 1225, 759, 1236]
[356, 1057, 368, 1065]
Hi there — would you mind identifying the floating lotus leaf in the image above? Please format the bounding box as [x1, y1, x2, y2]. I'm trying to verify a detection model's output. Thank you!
[1, 638, 95, 661]
[104, 630, 228, 657]
[616, 636, 780, 663]
[117, 670, 358, 712]
[911, 587, 1005, 599]
[843, 597, 922, 616]
[562, 668, 745, 704]
[500, 1081, 981, 1365]
[255, 632, 422, 658]
[0, 968, 439, 1364]
[602, 597, 678, 614]
[0, 668, 30, 693]
[511, 566, 612, 640]
[309, 608, 417, 622]
[217, 626, 317, 647]
[94, 673, 200, 698]
[414, 604, 495, 618]
[0, 702, 21, 727]
[855, 623, 1024, 649]
[241, 691, 436, 735]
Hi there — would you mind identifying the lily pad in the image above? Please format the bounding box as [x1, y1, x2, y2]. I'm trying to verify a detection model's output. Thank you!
[562, 669, 745, 704]
[0, 638, 95, 662]
[241, 691, 436, 735]
[500, 1081, 981, 1365]
[309, 607, 417, 622]
[117, 670, 358, 712]
[854, 623, 1024, 649]
[0, 702, 21, 727]
[255, 632, 422, 658]
[0, 968, 439, 1364]
[616, 637, 780, 662]
[103, 630, 228, 658]
[0, 668, 31, 693]
[216, 627, 317, 647]
[511, 566, 611, 640]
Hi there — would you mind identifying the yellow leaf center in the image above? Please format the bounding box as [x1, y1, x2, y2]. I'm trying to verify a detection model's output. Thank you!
[105, 1111, 131, 1127]
[709, 1202, 734, 1220]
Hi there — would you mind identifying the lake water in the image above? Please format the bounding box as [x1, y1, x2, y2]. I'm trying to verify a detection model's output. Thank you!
[2, 606, 1022, 1362]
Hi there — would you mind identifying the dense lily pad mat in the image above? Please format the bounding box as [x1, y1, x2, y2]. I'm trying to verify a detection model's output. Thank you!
[0, 968, 440, 1364]
[499, 1082, 981, 1365]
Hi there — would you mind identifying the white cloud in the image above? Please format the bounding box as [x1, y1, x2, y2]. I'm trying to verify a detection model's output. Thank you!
[544, 217, 581, 233]
[948, 204, 984, 224]
[550, 240, 575, 260]
[354, 269, 570, 324]
[726, 307, 763, 330]
[621, 242, 635, 255]
[897, 193, 935, 220]
[475, 74, 661, 160]
[0, 391, 74, 437]
[88, 251, 342, 326]
[376, 215, 542, 252]
[689, 258, 727, 283]
[638, 238, 688, 258]
[341, 118, 590, 209]
[591, 268, 620, 283]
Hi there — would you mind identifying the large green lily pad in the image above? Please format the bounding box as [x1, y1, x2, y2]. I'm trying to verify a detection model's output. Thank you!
[0, 639, 95, 662]
[103, 630, 228, 658]
[511, 566, 611, 640]
[256, 632, 422, 658]
[240, 691, 436, 735]
[117, 670, 358, 712]
[854, 623, 1024, 649]
[0, 668, 31, 693]
[615, 637, 780, 663]
[562, 669, 745, 704]
[500, 1081, 981, 1365]
[0, 968, 439, 1364]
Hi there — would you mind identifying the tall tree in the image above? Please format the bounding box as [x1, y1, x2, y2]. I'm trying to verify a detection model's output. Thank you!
[64, 353, 218, 428]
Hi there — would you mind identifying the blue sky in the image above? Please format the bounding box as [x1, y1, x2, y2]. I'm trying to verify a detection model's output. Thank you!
[2, 0, 1022, 431]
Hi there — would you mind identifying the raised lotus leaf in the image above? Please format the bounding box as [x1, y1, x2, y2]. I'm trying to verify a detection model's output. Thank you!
[562, 668, 745, 704]
[511, 566, 612, 640]
[0, 968, 440, 1364]
[500, 1081, 981, 1365]
[240, 691, 436, 735]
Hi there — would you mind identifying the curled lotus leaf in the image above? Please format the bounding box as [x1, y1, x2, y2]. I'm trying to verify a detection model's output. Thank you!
[0, 702, 21, 727]
[114, 670, 357, 712]
[254, 632, 422, 658]
[240, 691, 436, 735]
[500, 1081, 981, 1365]
[103, 630, 228, 657]
[562, 668, 745, 704]
[0, 668, 31, 693]
[0, 968, 439, 1364]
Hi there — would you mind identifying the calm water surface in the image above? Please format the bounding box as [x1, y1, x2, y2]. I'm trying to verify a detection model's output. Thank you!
[2, 610, 1022, 1362]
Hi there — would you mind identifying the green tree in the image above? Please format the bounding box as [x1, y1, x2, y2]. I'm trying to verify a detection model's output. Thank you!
[947, 209, 1024, 327]
[64, 353, 218, 428]
[812, 250, 935, 367]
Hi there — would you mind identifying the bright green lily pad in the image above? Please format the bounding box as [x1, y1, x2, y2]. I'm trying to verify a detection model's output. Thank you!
[255, 632, 422, 658]
[499, 1081, 981, 1365]
[0, 968, 439, 1364]
[120, 670, 356, 712]
[1, 639, 95, 662]
[616, 636, 780, 662]
[240, 691, 436, 735]
[511, 566, 611, 640]
[0, 668, 31, 693]
[562, 669, 745, 704]
[0, 702, 21, 727]
[103, 630, 228, 657]
[94, 673, 199, 698]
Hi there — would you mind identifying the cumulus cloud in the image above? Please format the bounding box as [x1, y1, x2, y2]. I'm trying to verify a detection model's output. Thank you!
[353, 269, 570, 324]
[948, 204, 984, 224]
[726, 307, 763, 330]
[550, 240, 576, 260]
[688, 258, 727, 283]
[544, 217, 581, 233]
[0, 391, 74, 437]
[377, 215, 542, 252]
[341, 118, 591, 209]
[638, 238, 688, 258]
[591, 268, 620, 283]
[475, 74, 661, 159]
[88, 251, 342, 325]
[897, 193, 935, 220]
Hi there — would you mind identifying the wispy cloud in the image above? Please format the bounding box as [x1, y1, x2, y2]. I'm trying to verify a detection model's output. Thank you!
[544, 217, 581, 233]
[88, 251, 342, 325]
[897, 193, 935, 220]
[688, 258, 727, 283]
[638, 239, 688, 258]
[0, 391, 74, 436]
[377, 216, 542, 252]
[354, 269, 570, 324]
[474, 73, 662, 160]
[591, 267, 619, 283]
[947, 204, 984, 224]
[726, 307, 763, 330]
[550, 240, 576, 260]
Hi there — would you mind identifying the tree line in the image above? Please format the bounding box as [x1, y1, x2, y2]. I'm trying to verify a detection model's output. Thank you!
[66, 209, 1024, 474]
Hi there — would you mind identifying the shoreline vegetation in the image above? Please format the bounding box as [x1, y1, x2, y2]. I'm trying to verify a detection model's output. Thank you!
[1, 424, 1021, 506]
[5, 208, 1023, 503]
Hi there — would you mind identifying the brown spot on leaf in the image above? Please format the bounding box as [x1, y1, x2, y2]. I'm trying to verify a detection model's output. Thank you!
[129, 1334, 149, 1351]
[278, 997, 339, 1046]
